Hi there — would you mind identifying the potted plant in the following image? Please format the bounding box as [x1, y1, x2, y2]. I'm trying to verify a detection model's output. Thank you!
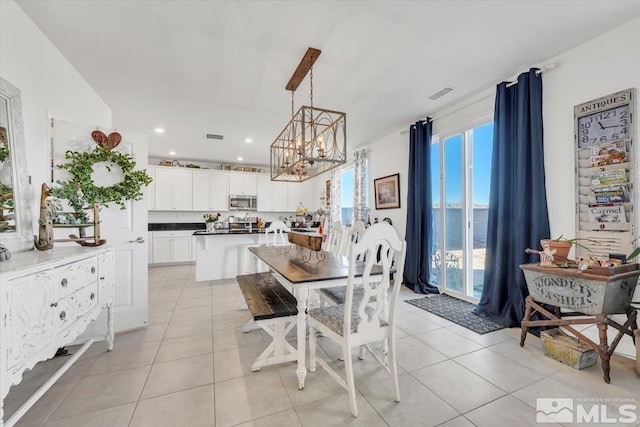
[539, 235, 602, 263]
[204, 212, 221, 232]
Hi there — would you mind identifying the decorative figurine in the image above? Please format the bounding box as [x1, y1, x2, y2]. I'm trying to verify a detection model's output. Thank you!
[524, 243, 557, 267]
[35, 183, 54, 251]
[540, 243, 556, 266]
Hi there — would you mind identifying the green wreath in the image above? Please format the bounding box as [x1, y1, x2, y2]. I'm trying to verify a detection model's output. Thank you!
[52, 145, 152, 211]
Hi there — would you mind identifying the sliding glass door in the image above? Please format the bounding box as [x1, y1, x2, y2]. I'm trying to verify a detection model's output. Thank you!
[432, 122, 493, 300]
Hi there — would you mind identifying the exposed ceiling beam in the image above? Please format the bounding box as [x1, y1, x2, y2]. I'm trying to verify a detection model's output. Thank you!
[285, 47, 321, 92]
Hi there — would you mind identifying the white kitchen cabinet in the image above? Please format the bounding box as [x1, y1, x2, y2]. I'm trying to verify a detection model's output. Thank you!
[153, 167, 173, 210]
[192, 170, 230, 211]
[147, 167, 156, 210]
[211, 172, 230, 211]
[152, 237, 173, 264]
[173, 169, 193, 209]
[287, 179, 314, 212]
[257, 174, 288, 212]
[150, 230, 195, 264]
[152, 166, 193, 211]
[272, 181, 288, 211]
[229, 172, 258, 195]
[257, 173, 270, 212]
[191, 171, 210, 211]
[173, 237, 192, 263]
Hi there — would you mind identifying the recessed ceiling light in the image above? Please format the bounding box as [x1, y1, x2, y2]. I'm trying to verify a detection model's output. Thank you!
[244, 138, 253, 143]
[237, 157, 243, 161]
[169, 151, 176, 156]
[154, 128, 165, 133]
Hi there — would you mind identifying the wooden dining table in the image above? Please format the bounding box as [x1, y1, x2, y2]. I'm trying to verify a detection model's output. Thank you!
[248, 245, 378, 390]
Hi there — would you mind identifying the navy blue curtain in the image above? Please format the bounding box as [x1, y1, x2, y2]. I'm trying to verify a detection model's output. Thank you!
[474, 69, 550, 327]
[404, 119, 439, 294]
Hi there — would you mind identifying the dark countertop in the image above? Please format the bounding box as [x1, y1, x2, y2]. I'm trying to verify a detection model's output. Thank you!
[149, 222, 205, 231]
[193, 229, 266, 235]
[193, 228, 320, 236]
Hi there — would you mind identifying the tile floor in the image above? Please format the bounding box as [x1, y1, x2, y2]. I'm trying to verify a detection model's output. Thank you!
[4, 264, 640, 427]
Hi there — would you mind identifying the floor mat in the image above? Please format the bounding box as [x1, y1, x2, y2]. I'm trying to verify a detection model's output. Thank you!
[405, 294, 506, 335]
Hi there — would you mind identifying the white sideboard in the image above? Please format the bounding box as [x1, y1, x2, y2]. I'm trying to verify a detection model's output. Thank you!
[0, 246, 115, 427]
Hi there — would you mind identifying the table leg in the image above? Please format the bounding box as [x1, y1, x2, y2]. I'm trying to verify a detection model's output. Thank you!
[596, 314, 610, 384]
[520, 296, 534, 347]
[295, 285, 308, 390]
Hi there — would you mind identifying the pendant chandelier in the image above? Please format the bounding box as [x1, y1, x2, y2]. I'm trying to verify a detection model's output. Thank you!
[270, 48, 346, 182]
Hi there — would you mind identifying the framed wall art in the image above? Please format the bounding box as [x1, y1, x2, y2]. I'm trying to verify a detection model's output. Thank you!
[374, 173, 400, 209]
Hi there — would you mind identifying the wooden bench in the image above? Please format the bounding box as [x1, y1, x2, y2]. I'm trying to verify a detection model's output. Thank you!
[236, 272, 298, 371]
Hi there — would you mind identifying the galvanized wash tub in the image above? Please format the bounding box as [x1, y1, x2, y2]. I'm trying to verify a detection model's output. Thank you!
[520, 263, 640, 315]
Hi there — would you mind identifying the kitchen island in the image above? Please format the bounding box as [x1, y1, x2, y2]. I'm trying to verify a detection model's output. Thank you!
[193, 230, 267, 281]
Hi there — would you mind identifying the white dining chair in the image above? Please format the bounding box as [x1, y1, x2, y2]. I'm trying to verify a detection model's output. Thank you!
[318, 220, 367, 305]
[308, 223, 406, 417]
[325, 220, 347, 254]
[265, 220, 290, 246]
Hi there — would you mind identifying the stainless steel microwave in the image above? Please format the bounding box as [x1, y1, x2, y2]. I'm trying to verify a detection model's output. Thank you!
[229, 195, 257, 211]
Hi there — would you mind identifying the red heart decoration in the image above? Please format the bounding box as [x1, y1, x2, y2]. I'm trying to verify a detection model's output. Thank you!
[92, 130, 122, 150]
[91, 130, 108, 145]
[107, 132, 122, 150]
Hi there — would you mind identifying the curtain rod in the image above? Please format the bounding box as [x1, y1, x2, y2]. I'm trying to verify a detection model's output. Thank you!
[505, 63, 557, 87]
[400, 62, 558, 134]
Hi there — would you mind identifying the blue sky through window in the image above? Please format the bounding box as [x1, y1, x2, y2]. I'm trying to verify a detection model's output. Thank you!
[431, 122, 493, 206]
[342, 168, 354, 207]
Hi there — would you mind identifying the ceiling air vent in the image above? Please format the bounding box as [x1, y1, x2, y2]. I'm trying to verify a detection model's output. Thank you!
[428, 86, 454, 101]
[205, 133, 224, 140]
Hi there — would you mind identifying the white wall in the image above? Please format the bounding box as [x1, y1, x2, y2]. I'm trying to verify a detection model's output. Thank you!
[0, 0, 111, 228]
[543, 17, 640, 240]
[542, 17, 640, 359]
[364, 131, 410, 239]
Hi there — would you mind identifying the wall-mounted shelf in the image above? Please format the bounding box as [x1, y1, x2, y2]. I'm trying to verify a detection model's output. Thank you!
[36, 183, 106, 250]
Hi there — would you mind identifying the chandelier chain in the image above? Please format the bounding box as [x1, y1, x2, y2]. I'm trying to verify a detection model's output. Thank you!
[310, 66, 314, 109]
[310, 65, 316, 146]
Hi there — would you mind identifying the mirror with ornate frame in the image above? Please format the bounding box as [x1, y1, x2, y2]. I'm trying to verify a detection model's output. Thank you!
[0, 77, 33, 253]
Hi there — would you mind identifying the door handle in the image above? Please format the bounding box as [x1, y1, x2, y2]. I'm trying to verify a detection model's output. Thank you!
[129, 236, 146, 244]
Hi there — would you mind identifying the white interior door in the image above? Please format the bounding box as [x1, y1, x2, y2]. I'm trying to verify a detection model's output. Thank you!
[52, 119, 149, 334]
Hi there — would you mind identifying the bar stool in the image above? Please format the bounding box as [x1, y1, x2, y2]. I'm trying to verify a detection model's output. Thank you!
[238, 221, 288, 274]
[264, 220, 290, 247]
[240, 242, 262, 275]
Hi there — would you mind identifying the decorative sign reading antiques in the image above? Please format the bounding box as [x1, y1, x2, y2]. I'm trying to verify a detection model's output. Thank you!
[573, 88, 636, 256]
[575, 89, 634, 149]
